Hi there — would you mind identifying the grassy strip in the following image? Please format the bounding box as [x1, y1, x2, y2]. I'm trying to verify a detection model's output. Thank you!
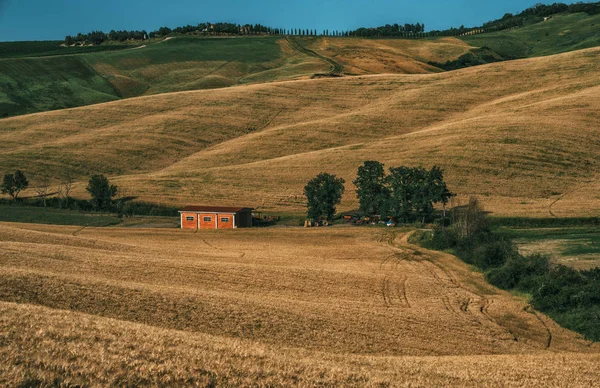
[489, 216, 600, 228]
[0, 205, 121, 226]
[497, 226, 600, 239]
[0, 41, 133, 59]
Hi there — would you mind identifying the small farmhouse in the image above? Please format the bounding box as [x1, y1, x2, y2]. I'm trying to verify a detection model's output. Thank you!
[179, 205, 253, 229]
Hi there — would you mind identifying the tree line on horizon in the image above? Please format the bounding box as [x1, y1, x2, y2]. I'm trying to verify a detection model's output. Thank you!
[64, 1, 600, 46]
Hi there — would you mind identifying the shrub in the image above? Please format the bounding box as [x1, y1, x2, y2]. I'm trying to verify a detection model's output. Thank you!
[472, 239, 517, 270]
[86, 174, 118, 211]
[550, 306, 600, 342]
[533, 265, 586, 312]
[486, 253, 549, 290]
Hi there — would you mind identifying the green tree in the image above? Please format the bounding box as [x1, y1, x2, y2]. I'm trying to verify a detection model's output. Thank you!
[86, 174, 118, 210]
[385, 165, 454, 222]
[413, 165, 454, 221]
[304, 173, 345, 221]
[1, 170, 29, 200]
[385, 166, 416, 222]
[353, 161, 388, 216]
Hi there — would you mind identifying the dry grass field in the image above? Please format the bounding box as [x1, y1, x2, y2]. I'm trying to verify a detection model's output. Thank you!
[1, 222, 599, 385]
[1, 46, 599, 217]
[301, 36, 472, 74]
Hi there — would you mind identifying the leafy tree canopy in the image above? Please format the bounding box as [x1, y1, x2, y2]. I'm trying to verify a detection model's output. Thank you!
[86, 174, 118, 211]
[1, 170, 29, 200]
[354, 163, 454, 222]
[304, 173, 345, 221]
[353, 161, 388, 216]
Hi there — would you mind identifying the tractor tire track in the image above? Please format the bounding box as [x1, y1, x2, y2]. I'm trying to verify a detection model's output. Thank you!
[72, 226, 87, 236]
[526, 305, 553, 348]
[379, 253, 411, 308]
[201, 238, 246, 259]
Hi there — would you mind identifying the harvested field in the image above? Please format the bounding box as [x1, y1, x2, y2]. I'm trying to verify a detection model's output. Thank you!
[301, 36, 471, 74]
[1, 46, 599, 217]
[0, 223, 598, 385]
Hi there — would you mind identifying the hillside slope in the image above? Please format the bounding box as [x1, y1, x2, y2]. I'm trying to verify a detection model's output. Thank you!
[301, 36, 471, 74]
[1, 224, 598, 385]
[1, 46, 598, 217]
[462, 12, 600, 59]
[0, 37, 330, 118]
[0, 55, 120, 117]
[2, 11, 599, 119]
[0, 36, 478, 118]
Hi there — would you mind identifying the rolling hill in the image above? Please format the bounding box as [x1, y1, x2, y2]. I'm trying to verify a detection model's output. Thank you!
[0, 35, 482, 118]
[1, 45, 599, 217]
[2, 9, 600, 386]
[462, 11, 600, 59]
[1, 11, 599, 119]
[1, 223, 599, 385]
[0, 37, 330, 117]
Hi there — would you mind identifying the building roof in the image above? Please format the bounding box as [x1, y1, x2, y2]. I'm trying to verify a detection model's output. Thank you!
[179, 205, 253, 213]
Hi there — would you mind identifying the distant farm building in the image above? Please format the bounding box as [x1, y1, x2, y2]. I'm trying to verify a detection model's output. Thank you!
[179, 206, 253, 229]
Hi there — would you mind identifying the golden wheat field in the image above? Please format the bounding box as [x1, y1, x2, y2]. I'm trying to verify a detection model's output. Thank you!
[1, 222, 599, 386]
[1, 45, 599, 217]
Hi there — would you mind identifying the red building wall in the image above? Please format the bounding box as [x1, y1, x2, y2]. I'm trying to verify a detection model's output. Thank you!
[180, 211, 247, 229]
[181, 213, 198, 229]
[199, 213, 217, 229]
[216, 214, 234, 229]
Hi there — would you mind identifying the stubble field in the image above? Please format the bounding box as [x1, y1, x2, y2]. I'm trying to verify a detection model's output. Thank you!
[1, 223, 599, 385]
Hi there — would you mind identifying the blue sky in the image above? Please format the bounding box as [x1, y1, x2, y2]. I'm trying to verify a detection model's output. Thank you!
[0, 0, 586, 41]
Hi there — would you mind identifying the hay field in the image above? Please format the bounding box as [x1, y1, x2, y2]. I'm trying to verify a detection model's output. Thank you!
[1, 222, 599, 385]
[2, 46, 599, 217]
[301, 36, 471, 74]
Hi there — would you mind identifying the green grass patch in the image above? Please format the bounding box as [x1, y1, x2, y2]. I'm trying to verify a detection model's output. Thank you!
[0, 55, 120, 117]
[496, 226, 600, 260]
[86, 36, 285, 95]
[0, 36, 291, 117]
[0, 205, 121, 227]
[0, 41, 132, 59]
[463, 12, 600, 58]
[489, 216, 600, 228]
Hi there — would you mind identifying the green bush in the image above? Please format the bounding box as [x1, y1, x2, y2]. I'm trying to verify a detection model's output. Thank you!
[532, 266, 600, 312]
[426, 227, 458, 250]
[550, 306, 600, 342]
[472, 240, 516, 270]
[486, 253, 549, 291]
